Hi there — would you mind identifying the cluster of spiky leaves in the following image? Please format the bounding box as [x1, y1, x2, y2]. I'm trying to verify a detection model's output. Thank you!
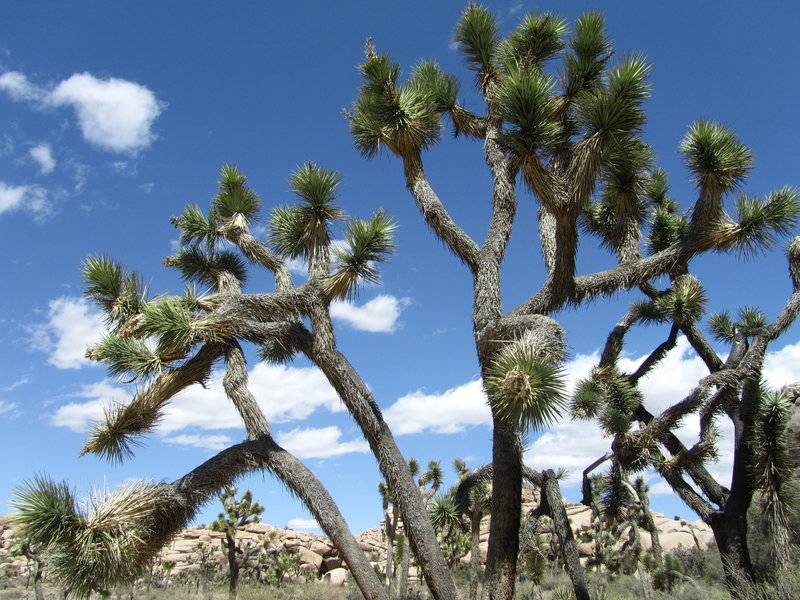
[630, 275, 708, 325]
[571, 371, 640, 435]
[324, 210, 396, 301]
[681, 120, 753, 193]
[708, 305, 768, 343]
[643, 169, 689, 254]
[82, 255, 147, 331]
[11, 476, 185, 598]
[268, 162, 345, 259]
[486, 339, 567, 432]
[211, 486, 264, 539]
[750, 389, 796, 529]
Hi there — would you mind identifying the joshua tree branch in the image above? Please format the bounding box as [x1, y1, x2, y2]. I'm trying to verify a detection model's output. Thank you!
[402, 154, 480, 270]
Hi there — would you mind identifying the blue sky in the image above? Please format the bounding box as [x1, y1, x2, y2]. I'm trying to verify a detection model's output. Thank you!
[1, 1, 799, 536]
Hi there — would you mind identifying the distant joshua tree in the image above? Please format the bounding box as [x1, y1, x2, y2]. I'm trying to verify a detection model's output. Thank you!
[210, 486, 264, 600]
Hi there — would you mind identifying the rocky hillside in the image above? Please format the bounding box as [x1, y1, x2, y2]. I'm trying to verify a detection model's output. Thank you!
[0, 491, 714, 585]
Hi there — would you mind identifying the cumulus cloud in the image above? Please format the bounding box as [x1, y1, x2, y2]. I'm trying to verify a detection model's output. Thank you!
[51, 380, 127, 432]
[49, 73, 163, 153]
[29, 296, 105, 369]
[0, 181, 50, 217]
[524, 336, 730, 487]
[0, 70, 164, 154]
[50, 363, 344, 434]
[275, 426, 369, 459]
[163, 434, 235, 451]
[285, 518, 320, 531]
[330, 295, 410, 333]
[0, 71, 45, 102]
[384, 380, 491, 435]
[29, 143, 55, 174]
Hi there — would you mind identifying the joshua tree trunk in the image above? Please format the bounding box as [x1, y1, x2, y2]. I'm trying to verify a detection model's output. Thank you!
[224, 531, 239, 600]
[469, 511, 482, 600]
[540, 470, 591, 600]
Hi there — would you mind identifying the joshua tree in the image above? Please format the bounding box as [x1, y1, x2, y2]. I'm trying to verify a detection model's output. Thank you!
[377, 481, 398, 592]
[349, 3, 798, 598]
[210, 486, 264, 600]
[12, 163, 446, 600]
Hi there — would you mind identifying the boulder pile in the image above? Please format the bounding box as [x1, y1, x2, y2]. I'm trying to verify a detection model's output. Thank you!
[0, 495, 714, 585]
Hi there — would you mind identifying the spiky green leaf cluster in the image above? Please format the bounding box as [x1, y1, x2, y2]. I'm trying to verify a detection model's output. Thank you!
[12, 477, 183, 598]
[173, 204, 219, 248]
[498, 12, 566, 71]
[139, 297, 198, 355]
[267, 163, 345, 262]
[428, 494, 464, 534]
[350, 45, 445, 159]
[631, 275, 707, 325]
[600, 464, 634, 525]
[486, 343, 567, 432]
[257, 340, 297, 365]
[722, 187, 800, 256]
[572, 372, 640, 436]
[166, 246, 247, 289]
[82, 255, 146, 330]
[563, 11, 611, 99]
[453, 2, 500, 86]
[212, 164, 261, 224]
[681, 120, 753, 192]
[751, 390, 795, 528]
[708, 305, 767, 343]
[91, 336, 164, 382]
[576, 54, 651, 139]
[325, 211, 396, 300]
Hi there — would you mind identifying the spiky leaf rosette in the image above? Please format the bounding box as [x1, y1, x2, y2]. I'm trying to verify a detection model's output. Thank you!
[498, 12, 566, 71]
[428, 495, 464, 534]
[172, 204, 219, 248]
[82, 400, 157, 463]
[563, 11, 611, 99]
[493, 66, 559, 162]
[752, 391, 795, 528]
[454, 2, 500, 90]
[717, 187, 800, 256]
[89, 335, 165, 382]
[681, 120, 752, 193]
[631, 275, 707, 325]
[324, 210, 396, 301]
[164, 246, 248, 290]
[570, 378, 604, 420]
[709, 310, 735, 343]
[486, 343, 566, 432]
[257, 340, 297, 365]
[350, 47, 443, 159]
[138, 297, 198, 355]
[82, 255, 146, 330]
[600, 464, 633, 525]
[211, 164, 261, 225]
[11, 475, 81, 549]
[408, 60, 459, 113]
[267, 163, 345, 261]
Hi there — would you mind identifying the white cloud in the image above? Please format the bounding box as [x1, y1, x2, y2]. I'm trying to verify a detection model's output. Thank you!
[330, 295, 410, 333]
[0, 70, 164, 154]
[764, 340, 800, 389]
[29, 297, 105, 369]
[29, 143, 55, 174]
[1, 378, 30, 393]
[0, 181, 50, 217]
[163, 434, 235, 451]
[524, 337, 733, 487]
[285, 518, 320, 531]
[0, 71, 45, 102]
[51, 381, 127, 432]
[275, 426, 369, 459]
[385, 380, 492, 435]
[49, 73, 164, 153]
[0, 400, 20, 418]
[49, 363, 344, 434]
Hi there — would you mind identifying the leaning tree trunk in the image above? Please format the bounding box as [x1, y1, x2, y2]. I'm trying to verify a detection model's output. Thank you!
[540, 470, 591, 600]
[469, 510, 482, 600]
